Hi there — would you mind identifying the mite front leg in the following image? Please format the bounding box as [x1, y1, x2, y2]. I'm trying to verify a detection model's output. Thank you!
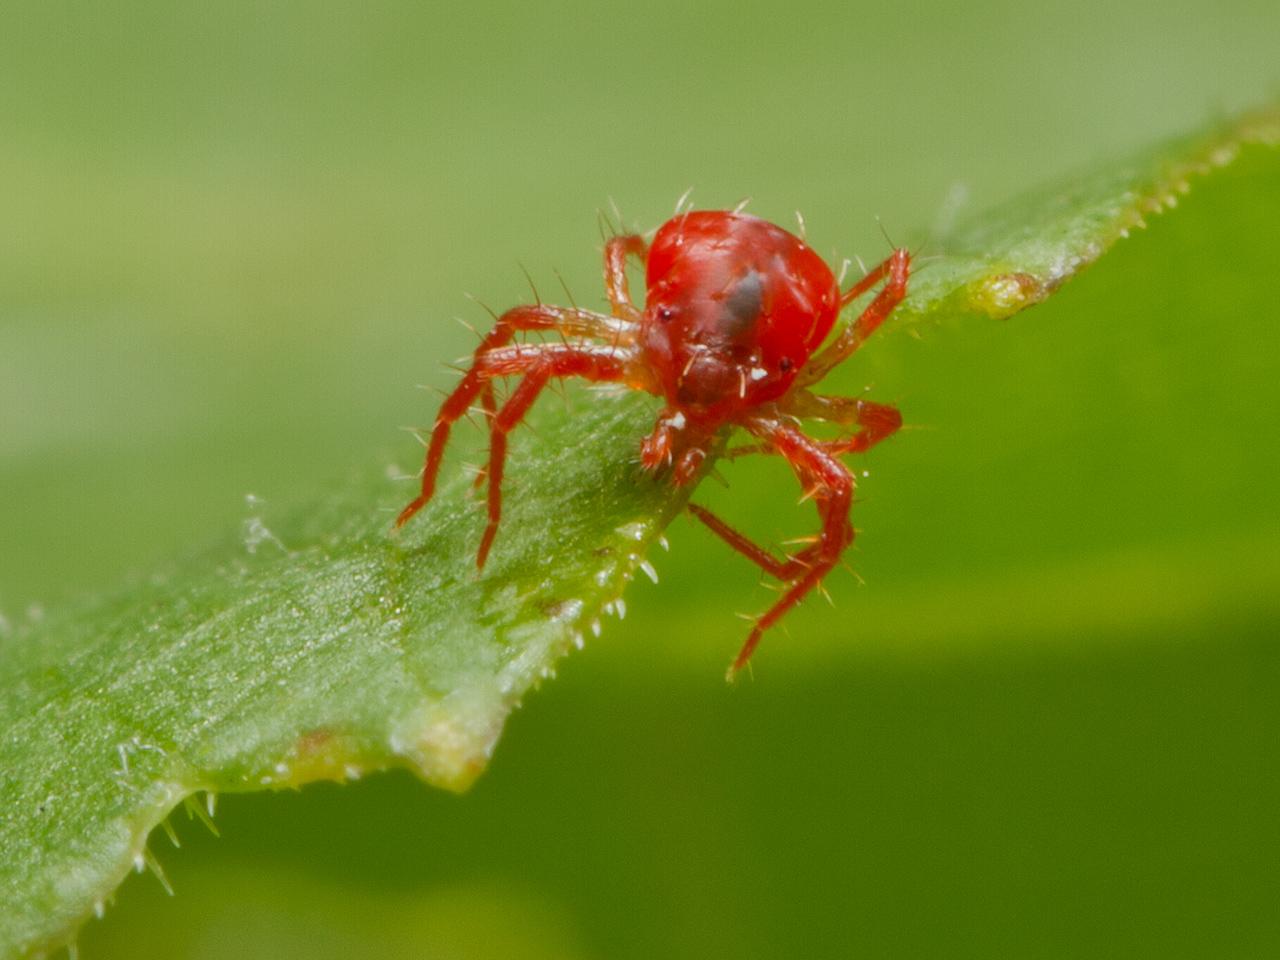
[397, 306, 632, 528]
[799, 248, 910, 387]
[472, 304, 636, 446]
[604, 234, 647, 321]
[476, 364, 550, 568]
[726, 416, 856, 680]
[471, 343, 632, 567]
[397, 351, 497, 530]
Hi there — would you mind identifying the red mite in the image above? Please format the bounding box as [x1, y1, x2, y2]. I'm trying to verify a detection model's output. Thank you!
[397, 210, 910, 679]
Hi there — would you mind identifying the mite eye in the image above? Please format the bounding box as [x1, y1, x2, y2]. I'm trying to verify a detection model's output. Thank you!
[658, 307, 675, 322]
[779, 357, 793, 372]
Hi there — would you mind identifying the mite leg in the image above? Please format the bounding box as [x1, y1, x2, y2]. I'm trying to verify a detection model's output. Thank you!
[799, 248, 910, 387]
[724, 394, 900, 460]
[475, 365, 551, 568]
[604, 234, 648, 321]
[472, 304, 636, 450]
[397, 306, 632, 528]
[687, 503, 815, 581]
[475, 344, 632, 567]
[700, 393, 898, 575]
[783, 390, 903, 455]
[398, 359, 494, 529]
[476, 345, 629, 568]
[726, 416, 856, 680]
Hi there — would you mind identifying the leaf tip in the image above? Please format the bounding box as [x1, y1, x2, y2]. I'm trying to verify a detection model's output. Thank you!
[388, 700, 504, 793]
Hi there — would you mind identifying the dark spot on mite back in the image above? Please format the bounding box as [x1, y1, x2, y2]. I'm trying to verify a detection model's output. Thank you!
[719, 269, 764, 338]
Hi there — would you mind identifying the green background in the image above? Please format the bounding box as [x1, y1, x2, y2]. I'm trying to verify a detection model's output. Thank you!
[2, 1, 1278, 957]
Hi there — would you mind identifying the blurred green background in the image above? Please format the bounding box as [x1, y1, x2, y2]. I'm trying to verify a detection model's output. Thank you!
[3, 1, 1279, 957]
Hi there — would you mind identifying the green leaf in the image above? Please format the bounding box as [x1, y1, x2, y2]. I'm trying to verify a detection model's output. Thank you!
[1, 395, 686, 959]
[900, 106, 1280, 323]
[2, 104, 1277, 959]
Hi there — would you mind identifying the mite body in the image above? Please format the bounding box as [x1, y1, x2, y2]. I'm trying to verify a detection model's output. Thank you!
[397, 210, 910, 678]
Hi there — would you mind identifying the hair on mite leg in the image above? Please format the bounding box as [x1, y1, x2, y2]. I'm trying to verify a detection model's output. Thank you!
[797, 484, 823, 505]
[874, 215, 900, 252]
[840, 560, 867, 586]
[908, 254, 947, 279]
[909, 231, 935, 261]
[454, 316, 483, 340]
[552, 268, 579, 310]
[597, 206, 619, 242]
[548, 376, 571, 409]
[464, 293, 501, 323]
[400, 426, 430, 449]
[517, 262, 542, 305]
[704, 465, 730, 488]
[816, 581, 835, 606]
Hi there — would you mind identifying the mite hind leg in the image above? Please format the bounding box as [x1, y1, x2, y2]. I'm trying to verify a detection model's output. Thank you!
[723, 415, 856, 680]
[783, 390, 903, 455]
[687, 503, 818, 581]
